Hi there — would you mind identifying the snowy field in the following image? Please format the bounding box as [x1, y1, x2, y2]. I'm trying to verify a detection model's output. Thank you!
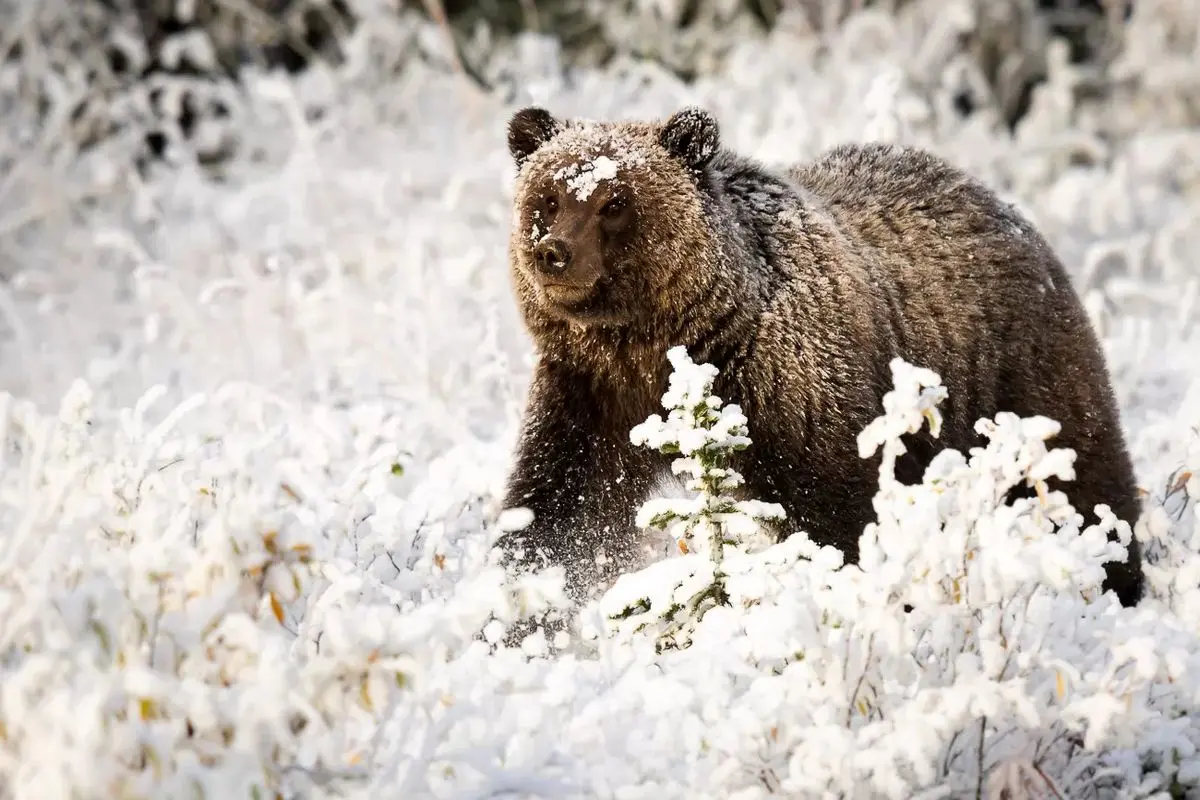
[1, 2, 1199, 798]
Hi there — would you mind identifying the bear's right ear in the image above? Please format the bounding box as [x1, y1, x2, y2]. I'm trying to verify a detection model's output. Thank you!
[508, 107, 560, 167]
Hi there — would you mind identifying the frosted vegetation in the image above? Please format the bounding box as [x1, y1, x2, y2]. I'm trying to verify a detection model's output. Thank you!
[0, 0, 1199, 797]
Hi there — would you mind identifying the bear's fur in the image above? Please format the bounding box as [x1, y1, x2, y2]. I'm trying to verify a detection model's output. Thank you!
[496, 105, 1145, 620]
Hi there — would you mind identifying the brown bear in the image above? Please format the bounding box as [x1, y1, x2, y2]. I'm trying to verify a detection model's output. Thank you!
[495, 105, 1145, 629]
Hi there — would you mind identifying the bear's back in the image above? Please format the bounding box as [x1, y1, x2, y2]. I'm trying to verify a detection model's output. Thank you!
[788, 142, 1057, 288]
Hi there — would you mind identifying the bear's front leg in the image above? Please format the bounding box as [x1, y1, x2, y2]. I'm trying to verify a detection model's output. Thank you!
[495, 359, 656, 645]
[498, 360, 601, 591]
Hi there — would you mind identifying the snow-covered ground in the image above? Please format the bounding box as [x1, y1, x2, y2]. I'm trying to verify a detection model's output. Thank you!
[0, 3, 1198, 798]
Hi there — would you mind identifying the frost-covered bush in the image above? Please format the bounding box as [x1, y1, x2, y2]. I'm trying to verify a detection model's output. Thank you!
[0, 0, 1187, 181]
[9, 333, 1199, 797]
[0, 376, 573, 797]
[581, 354, 1200, 798]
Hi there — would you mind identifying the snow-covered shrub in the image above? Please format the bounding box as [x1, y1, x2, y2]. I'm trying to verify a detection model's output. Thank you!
[1137, 380, 1200, 632]
[578, 354, 1200, 798]
[0, 376, 568, 797]
[5, 330, 1199, 798]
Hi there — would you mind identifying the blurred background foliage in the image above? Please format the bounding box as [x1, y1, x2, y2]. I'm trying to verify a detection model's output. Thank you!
[0, 0, 1186, 178]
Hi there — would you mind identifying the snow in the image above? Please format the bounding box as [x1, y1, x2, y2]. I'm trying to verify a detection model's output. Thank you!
[553, 155, 621, 202]
[0, 2, 1199, 798]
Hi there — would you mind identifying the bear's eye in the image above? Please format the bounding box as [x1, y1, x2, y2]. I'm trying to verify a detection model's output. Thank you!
[600, 197, 627, 217]
[544, 194, 559, 215]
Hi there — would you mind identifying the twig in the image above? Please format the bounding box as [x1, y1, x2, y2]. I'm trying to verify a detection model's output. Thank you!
[975, 716, 988, 800]
[420, 0, 478, 88]
[943, 730, 963, 776]
[417, 0, 490, 128]
[518, 0, 540, 31]
[846, 632, 876, 725]
[1032, 762, 1066, 800]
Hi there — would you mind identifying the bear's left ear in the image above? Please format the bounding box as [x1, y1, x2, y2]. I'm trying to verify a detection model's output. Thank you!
[508, 107, 560, 167]
[659, 107, 720, 170]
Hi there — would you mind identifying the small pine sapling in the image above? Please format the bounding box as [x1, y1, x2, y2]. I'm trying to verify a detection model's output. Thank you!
[606, 346, 785, 650]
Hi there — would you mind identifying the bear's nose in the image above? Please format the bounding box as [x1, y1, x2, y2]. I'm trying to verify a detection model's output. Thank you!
[534, 238, 572, 275]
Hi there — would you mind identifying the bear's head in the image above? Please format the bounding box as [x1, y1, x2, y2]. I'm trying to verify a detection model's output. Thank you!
[505, 106, 721, 330]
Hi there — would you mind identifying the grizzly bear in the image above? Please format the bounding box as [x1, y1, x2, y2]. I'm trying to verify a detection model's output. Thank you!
[495, 105, 1145, 629]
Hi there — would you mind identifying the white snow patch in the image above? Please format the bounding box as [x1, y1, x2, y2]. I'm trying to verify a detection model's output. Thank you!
[554, 154, 621, 201]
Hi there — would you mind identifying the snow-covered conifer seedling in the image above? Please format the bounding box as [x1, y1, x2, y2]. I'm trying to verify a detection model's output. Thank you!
[602, 345, 785, 651]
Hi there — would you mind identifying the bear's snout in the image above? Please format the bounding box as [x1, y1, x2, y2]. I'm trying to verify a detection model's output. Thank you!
[534, 237, 572, 276]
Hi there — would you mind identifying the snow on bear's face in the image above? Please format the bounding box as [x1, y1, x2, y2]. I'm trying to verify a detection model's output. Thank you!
[505, 106, 721, 328]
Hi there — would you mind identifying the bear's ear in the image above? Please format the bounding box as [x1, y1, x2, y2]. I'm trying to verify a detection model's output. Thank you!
[508, 107, 560, 167]
[659, 107, 720, 170]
